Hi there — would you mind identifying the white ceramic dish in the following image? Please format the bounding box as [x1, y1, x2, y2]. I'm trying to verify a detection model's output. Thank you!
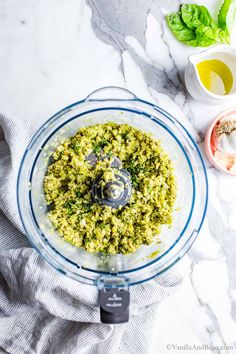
[185, 45, 236, 105]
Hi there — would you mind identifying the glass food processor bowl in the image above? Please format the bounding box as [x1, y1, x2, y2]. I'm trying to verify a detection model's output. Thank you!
[17, 87, 208, 323]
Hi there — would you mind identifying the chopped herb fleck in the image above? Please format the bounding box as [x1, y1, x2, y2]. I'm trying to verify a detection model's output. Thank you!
[92, 139, 109, 154]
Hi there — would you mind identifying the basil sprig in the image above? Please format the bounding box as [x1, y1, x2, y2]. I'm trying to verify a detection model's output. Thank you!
[166, 1, 236, 47]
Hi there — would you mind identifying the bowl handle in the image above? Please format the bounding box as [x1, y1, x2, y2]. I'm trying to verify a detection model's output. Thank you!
[85, 86, 137, 101]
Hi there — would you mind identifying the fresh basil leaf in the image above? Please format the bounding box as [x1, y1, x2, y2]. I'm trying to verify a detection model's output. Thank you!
[216, 27, 231, 43]
[218, 0, 236, 35]
[166, 12, 197, 45]
[195, 26, 216, 47]
[195, 25, 229, 46]
[218, 0, 231, 31]
[181, 4, 217, 30]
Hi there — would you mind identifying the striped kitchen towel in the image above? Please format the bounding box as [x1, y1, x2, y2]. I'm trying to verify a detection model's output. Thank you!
[0, 113, 182, 354]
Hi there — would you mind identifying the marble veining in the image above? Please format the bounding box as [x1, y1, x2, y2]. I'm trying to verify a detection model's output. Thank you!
[0, 0, 236, 352]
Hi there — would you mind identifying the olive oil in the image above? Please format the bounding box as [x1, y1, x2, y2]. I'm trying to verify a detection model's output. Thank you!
[197, 59, 233, 95]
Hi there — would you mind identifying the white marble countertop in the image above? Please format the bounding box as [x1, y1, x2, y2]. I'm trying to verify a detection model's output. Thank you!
[0, 0, 236, 353]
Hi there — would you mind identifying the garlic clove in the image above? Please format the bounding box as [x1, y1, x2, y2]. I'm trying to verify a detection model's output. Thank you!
[216, 130, 236, 154]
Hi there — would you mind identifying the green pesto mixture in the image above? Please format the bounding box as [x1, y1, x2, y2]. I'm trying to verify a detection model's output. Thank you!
[44, 123, 177, 255]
